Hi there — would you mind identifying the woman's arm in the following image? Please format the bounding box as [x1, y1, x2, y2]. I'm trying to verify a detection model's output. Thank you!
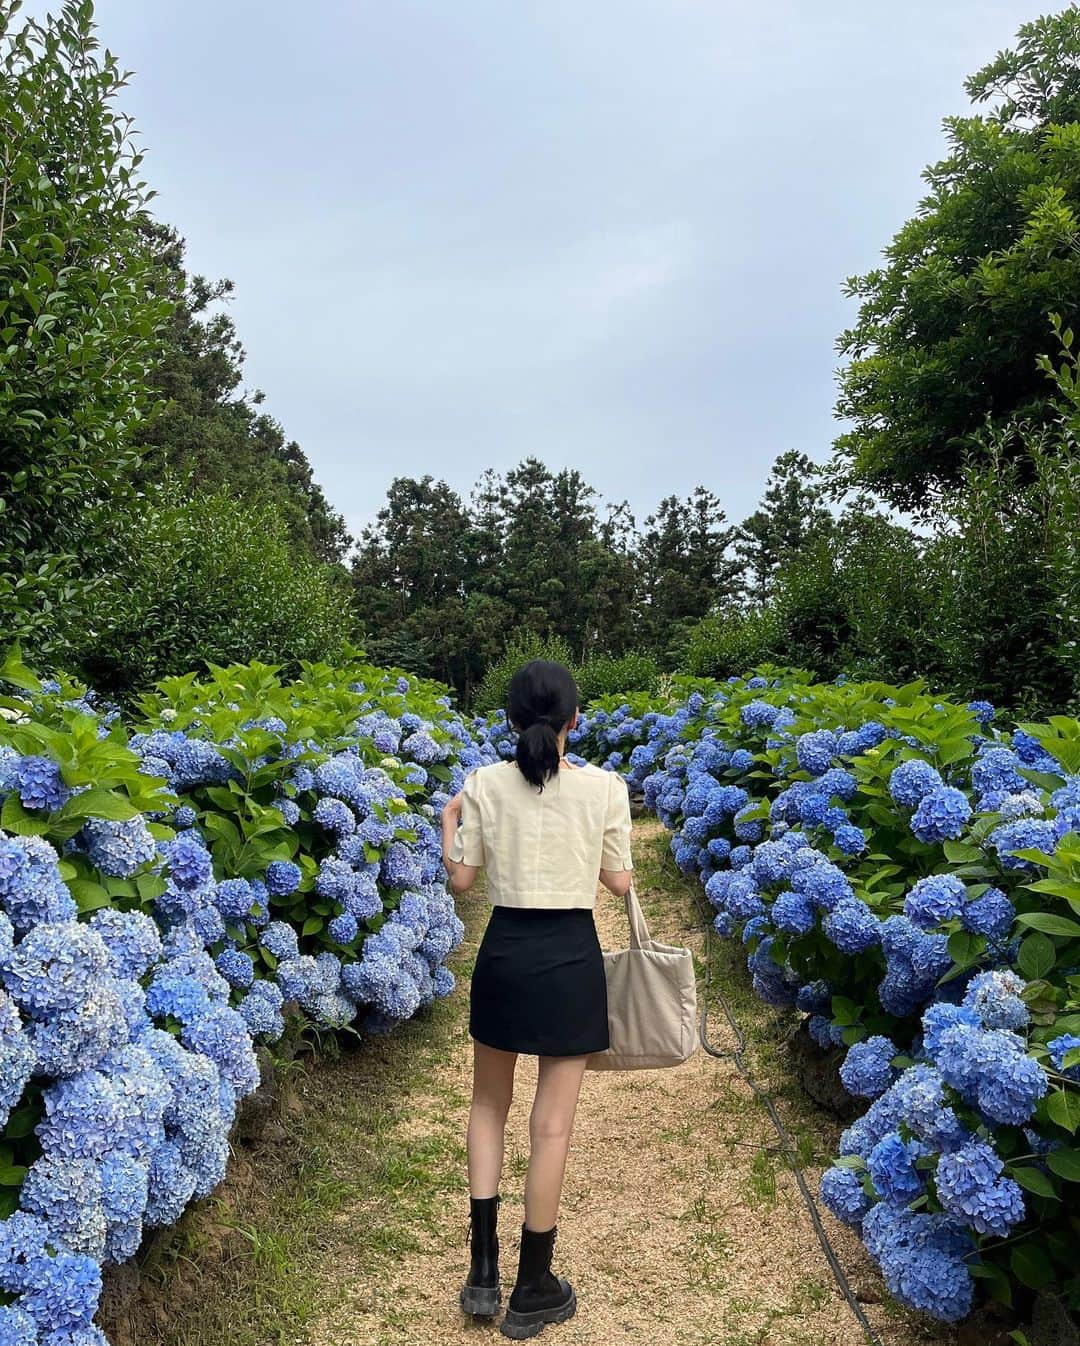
[599, 866, 633, 898]
[441, 793, 481, 895]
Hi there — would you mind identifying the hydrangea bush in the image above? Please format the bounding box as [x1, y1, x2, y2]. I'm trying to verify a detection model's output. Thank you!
[0, 646, 485, 1344]
[591, 666, 1080, 1326]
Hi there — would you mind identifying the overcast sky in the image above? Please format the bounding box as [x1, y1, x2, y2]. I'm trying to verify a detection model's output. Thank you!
[74, 1, 1051, 543]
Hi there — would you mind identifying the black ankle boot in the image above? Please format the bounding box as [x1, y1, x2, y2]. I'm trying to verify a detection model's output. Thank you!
[499, 1221, 576, 1339]
[459, 1193, 502, 1317]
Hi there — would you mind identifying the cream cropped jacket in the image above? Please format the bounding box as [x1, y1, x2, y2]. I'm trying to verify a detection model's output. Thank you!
[446, 760, 634, 909]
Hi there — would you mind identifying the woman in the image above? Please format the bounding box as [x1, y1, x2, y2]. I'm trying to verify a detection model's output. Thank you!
[440, 658, 635, 1340]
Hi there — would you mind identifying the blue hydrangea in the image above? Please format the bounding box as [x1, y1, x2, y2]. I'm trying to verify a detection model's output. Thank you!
[868, 1133, 926, 1207]
[770, 890, 815, 935]
[0, 833, 77, 932]
[264, 860, 301, 897]
[180, 1007, 260, 1096]
[145, 1140, 197, 1227]
[789, 855, 853, 912]
[741, 700, 782, 729]
[3, 922, 111, 1018]
[21, 1249, 103, 1333]
[20, 1153, 105, 1258]
[822, 899, 881, 954]
[962, 970, 1029, 1032]
[86, 909, 162, 981]
[960, 887, 1014, 939]
[1047, 1033, 1080, 1081]
[313, 797, 356, 835]
[933, 1020, 1048, 1125]
[213, 878, 254, 921]
[988, 817, 1057, 871]
[889, 1064, 969, 1152]
[171, 739, 235, 790]
[80, 816, 158, 880]
[0, 991, 34, 1129]
[833, 824, 866, 856]
[866, 1206, 974, 1322]
[796, 730, 837, 777]
[259, 920, 299, 962]
[214, 947, 255, 991]
[910, 787, 971, 844]
[888, 759, 943, 809]
[904, 874, 966, 930]
[328, 912, 359, 944]
[840, 1036, 898, 1099]
[819, 1165, 871, 1225]
[935, 1140, 1025, 1237]
[971, 746, 1026, 799]
[14, 755, 72, 812]
[164, 832, 213, 890]
[275, 799, 301, 826]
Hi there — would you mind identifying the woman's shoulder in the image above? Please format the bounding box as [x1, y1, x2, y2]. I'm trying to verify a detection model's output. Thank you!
[573, 761, 616, 786]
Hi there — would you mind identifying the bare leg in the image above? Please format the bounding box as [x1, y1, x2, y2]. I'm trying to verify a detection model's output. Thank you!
[467, 1039, 518, 1198]
[523, 1054, 589, 1231]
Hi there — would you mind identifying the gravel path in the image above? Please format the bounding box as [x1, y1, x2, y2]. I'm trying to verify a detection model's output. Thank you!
[304, 820, 950, 1346]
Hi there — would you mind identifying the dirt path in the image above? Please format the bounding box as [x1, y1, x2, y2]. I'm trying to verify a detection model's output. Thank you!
[304, 819, 949, 1346]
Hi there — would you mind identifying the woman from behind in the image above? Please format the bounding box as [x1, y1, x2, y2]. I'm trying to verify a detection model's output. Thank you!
[441, 658, 635, 1339]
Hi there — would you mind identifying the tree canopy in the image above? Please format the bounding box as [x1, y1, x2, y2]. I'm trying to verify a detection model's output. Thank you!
[833, 9, 1080, 509]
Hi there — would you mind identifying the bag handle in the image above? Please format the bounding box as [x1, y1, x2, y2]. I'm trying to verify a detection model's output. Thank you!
[624, 879, 652, 950]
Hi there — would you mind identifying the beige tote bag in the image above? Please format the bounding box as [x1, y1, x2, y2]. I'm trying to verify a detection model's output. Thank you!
[585, 881, 699, 1071]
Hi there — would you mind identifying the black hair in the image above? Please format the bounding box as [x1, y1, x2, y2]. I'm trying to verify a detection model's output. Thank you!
[506, 658, 579, 791]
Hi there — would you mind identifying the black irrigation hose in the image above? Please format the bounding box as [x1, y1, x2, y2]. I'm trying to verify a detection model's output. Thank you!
[695, 911, 885, 1346]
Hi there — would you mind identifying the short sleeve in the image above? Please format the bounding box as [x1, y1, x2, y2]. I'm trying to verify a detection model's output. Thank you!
[601, 771, 634, 871]
[448, 769, 486, 866]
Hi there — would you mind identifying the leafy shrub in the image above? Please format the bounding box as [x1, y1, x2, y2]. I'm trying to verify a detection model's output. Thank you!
[0, 3, 173, 664]
[472, 631, 578, 715]
[576, 650, 662, 702]
[0, 646, 492, 1343]
[63, 487, 358, 696]
[611, 667, 1080, 1325]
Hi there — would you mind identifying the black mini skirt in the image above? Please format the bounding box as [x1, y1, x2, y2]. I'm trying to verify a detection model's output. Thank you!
[469, 905, 610, 1057]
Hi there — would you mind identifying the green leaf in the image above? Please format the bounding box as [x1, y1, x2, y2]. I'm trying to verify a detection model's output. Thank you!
[0, 1164, 28, 1187]
[1018, 933, 1056, 981]
[0, 643, 42, 693]
[59, 787, 139, 822]
[68, 878, 111, 912]
[943, 840, 983, 863]
[1010, 1166, 1058, 1199]
[1016, 912, 1080, 938]
[1046, 1149, 1080, 1182]
[3, 1105, 39, 1139]
[1046, 1090, 1080, 1134]
[302, 916, 324, 937]
[947, 930, 985, 967]
[969, 1261, 1012, 1307]
[0, 793, 50, 836]
[1010, 1243, 1054, 1290]
[204, 786, 240, 812]
[135, 873, 168, 902]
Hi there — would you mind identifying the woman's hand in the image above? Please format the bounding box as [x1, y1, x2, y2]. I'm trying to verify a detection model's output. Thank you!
[441, 792, 479, 895]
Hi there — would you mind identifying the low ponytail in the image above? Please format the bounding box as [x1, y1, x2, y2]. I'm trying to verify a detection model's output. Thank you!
[515, 719, 562, 790]
[506, 658, 579, 792]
